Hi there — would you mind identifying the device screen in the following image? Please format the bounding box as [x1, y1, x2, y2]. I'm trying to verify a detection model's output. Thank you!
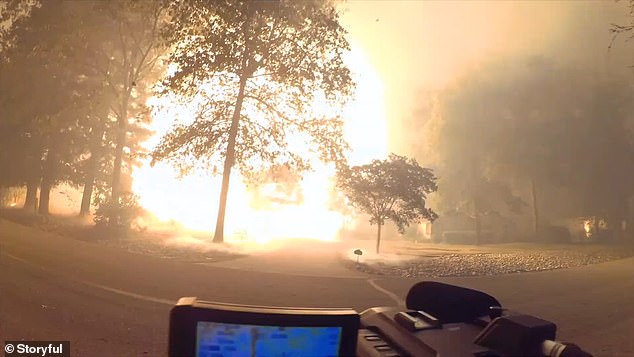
[195, 321, 343, 357]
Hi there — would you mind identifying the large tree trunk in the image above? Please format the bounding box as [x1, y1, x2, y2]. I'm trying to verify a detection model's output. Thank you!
[38, 148, 57, 216]
[24, 178, 39, 213]
[38, 178, 52, 215]
[111, 95, 129, 206]
[530, 178, 539, 241]
[213, 73, 248, 243]
[110, 71, 133, 204]
[80, 172, 95, 216]
[376, 222, 382, 254]
[80, 136, 102, 216]
[473, 195, 482, 245]
[23, 146, 42, 212]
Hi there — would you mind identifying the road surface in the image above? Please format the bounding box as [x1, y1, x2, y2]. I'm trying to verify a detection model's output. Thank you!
[1, 219, 633, 356]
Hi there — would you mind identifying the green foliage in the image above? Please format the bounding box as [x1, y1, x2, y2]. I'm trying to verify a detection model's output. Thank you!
[94, 192, 142, 236]
[337, 154, 438, 233]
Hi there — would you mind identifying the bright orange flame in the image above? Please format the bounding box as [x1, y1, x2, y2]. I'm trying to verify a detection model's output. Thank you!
[131, 46, 386, 243]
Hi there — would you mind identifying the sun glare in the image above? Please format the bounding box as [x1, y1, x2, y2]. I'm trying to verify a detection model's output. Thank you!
[131, 45, 387, 243]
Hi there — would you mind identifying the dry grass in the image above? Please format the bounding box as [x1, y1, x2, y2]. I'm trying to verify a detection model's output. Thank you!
[0, 207, 245, 263]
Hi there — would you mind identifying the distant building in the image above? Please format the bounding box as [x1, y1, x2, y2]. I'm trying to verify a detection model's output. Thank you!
[418, 211, 516, 244]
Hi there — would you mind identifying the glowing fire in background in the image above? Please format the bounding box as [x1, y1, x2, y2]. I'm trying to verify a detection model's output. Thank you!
[131, 46, 387, 243]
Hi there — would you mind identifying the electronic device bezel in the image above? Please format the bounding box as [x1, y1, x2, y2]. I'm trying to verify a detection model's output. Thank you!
[168, 297, 360, 357]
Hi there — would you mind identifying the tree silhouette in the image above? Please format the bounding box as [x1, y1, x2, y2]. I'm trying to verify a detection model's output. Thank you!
[337, 154, 438, 253]
[154, 0, 354, 243]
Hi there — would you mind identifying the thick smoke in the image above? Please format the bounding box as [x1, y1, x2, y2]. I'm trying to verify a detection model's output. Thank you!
[335, 1, 634, 243]
[340, 0, 633, 156]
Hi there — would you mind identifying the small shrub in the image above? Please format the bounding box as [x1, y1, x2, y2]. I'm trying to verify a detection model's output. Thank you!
[94, 192, 142, 237]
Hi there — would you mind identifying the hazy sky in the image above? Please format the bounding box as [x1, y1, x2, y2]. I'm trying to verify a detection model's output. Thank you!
[339, 0, 633, 153]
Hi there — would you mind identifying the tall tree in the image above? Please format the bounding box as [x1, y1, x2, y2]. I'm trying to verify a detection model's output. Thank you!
[0, 0, 155, 216]
[63, 0, 167, 207]
[154, 0, 354, 243]
[0, 0, 96, 214]
[423, 57, 634, 241]
[337, 154, 438, 253]
[76, 91, 116, 216]
[421, 67, 527, 244]
[39, 0, 166, 216]
[100, 1, 166, 206]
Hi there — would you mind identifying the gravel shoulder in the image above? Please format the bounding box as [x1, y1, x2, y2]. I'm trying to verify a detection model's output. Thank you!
[342, 240, 634, 278]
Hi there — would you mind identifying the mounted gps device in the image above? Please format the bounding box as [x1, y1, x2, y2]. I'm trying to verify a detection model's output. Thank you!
[168, 283, 593, 357]
[168, 297, 360, 357]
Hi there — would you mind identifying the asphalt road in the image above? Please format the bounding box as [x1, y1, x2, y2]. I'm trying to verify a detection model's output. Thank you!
[1, 219, 633, 356]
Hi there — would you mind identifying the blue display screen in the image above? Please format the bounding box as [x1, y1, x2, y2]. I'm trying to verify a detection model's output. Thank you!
[195, 321, 342, 357]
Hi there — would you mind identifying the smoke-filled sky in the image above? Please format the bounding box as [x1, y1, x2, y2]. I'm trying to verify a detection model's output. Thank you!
[339, 0, 633, 154]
